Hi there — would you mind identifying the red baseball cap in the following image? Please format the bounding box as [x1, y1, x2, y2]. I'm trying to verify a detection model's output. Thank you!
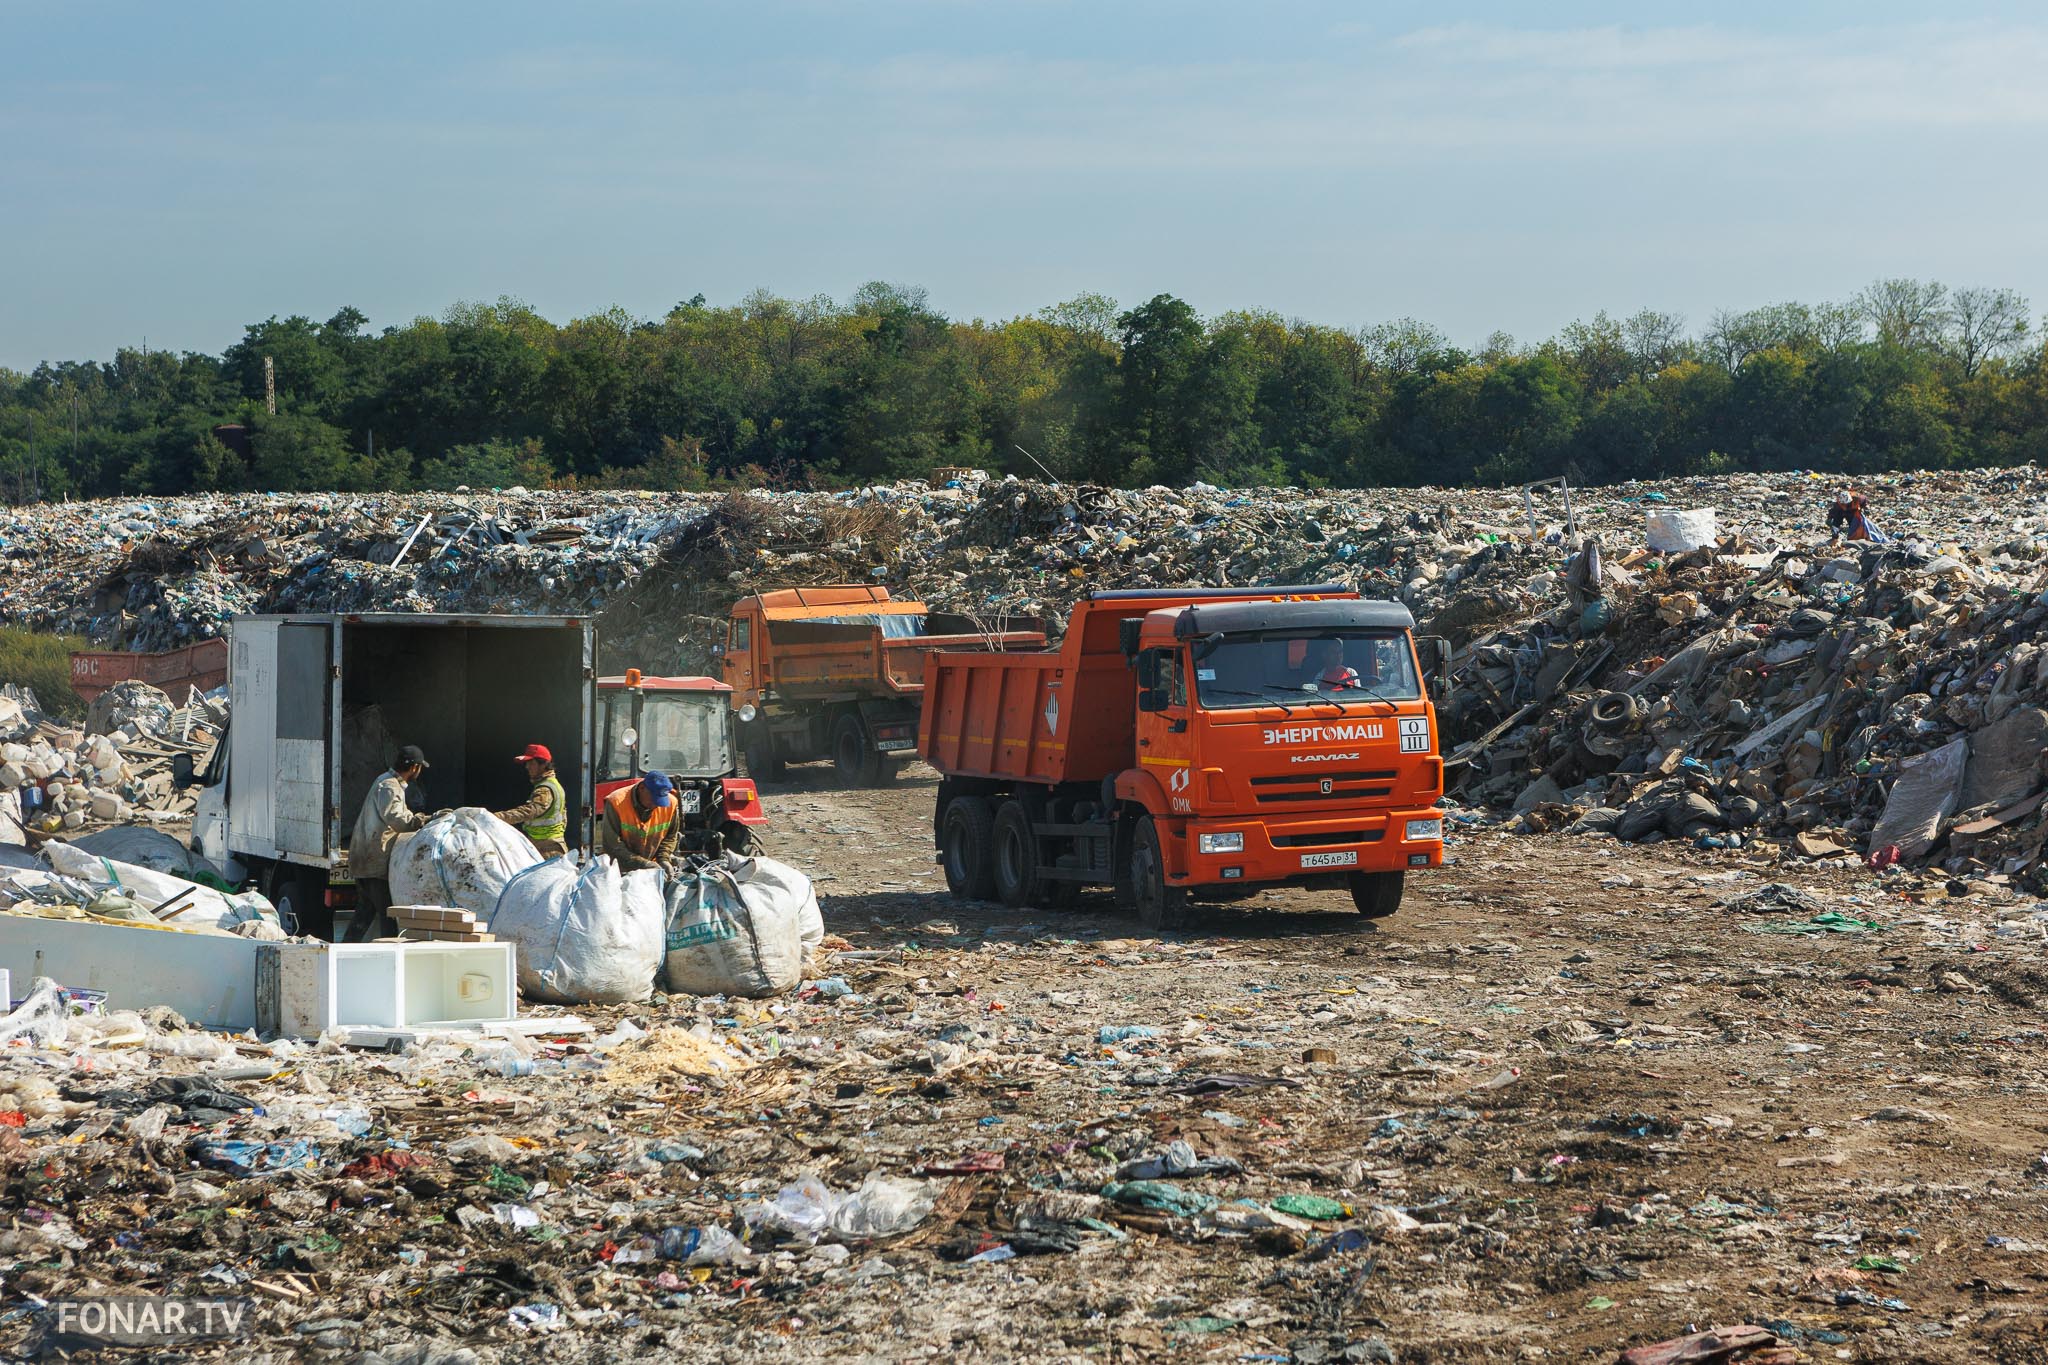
[515, 743, 552, 764]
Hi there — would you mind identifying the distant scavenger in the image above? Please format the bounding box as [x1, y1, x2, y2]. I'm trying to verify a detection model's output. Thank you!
[347, 744, 430, 941]
[1827, 490, 1889, 544]
[602, 771, 680, 873]
[495, 742, 568, 859]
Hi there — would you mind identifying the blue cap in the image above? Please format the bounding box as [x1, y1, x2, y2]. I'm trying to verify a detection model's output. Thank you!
[640, 771, 675, 802]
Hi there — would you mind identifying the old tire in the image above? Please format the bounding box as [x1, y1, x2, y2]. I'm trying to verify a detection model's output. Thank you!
[1349, 870, 1404, 920]
[1038, 878, 1083, 911]
[270, 866, 329, 940]
[941, 796, 997, 902]
[1131, 816, 1189, 932]
[741, 720, 783, 781]
[832, 714, 882, 787]
[991, 801, 1042, 909]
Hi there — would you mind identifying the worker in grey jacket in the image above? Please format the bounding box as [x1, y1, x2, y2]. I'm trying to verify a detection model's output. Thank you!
[346, 745, 430, 941]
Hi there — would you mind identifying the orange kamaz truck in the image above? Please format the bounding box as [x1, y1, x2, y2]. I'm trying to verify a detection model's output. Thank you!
[719, 586, 1045, 785]
[918, 584, 1446, 930]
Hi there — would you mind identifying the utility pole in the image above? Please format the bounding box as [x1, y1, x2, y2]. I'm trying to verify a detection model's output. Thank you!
[264, 356, 276, 414]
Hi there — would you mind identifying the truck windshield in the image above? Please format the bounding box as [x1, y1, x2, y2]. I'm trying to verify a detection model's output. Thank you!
[1192, 630, 1421, 709]
[631, 695, 732, 778]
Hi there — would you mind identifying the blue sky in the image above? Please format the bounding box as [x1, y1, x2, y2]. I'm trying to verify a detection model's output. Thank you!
[5, 1, 2045, 369]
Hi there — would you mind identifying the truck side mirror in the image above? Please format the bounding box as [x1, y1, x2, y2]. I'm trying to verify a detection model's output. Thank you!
[172, 753, 196, 790]
[1138, 686, 1170, 713]
[1417, 635, 1452, 702]
[710, 643, 725, 658]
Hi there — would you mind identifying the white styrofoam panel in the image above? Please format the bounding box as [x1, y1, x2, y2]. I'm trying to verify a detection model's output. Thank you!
[0, 915, 517, 1037]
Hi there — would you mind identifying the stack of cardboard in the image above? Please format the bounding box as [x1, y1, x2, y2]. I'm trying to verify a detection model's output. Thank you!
[391, 905, 494, 943]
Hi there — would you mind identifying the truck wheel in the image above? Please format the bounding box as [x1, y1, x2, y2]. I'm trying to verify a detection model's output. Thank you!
[741, 720, 783, 781]
[1130, 816, 1189, 932]
[991, 801, 1042, 909]
[267, 865, 329, 940]
[1349, 870, 1405, 920]
[941, 797, 997, 902]
[720, 820, 756, 858]
[832, 715, 882, 788]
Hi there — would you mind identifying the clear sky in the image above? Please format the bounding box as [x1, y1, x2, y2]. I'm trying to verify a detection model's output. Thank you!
[5, 1, 2045, 370]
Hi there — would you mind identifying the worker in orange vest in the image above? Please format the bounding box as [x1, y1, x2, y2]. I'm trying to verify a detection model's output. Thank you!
[601, 771, 681, 872]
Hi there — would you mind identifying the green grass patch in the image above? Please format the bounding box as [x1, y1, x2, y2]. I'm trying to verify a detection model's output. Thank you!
[0, 628, 90, 722]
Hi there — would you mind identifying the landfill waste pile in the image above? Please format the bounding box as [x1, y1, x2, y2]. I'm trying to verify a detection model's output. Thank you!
[1437, 466, 2048, 887]
[2, 780, 2043, 1363]
[0, 468, 2032, 684]
[0, 679, 223, 844]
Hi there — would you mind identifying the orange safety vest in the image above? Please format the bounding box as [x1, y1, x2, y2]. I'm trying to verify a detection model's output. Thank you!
[605, 786, 679, 858]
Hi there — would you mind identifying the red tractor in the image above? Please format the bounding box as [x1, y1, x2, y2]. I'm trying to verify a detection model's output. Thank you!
[596, 671, 768, 855]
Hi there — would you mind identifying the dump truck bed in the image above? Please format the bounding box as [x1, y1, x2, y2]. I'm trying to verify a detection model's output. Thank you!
[763, 619, 1046, 699]
[922, 590, 1308, 787]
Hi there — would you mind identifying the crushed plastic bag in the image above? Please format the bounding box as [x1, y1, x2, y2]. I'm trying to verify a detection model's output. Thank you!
[745, 1173, 934, 1244]
[490, 857, 663, 1004]
[0, 977, 72, 1047]
[41, 842, 275, 933]
[663, 854, 819, 998]
[388, 808, 539, 920]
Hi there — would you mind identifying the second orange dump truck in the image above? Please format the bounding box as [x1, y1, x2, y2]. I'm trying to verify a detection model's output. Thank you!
[919, 584, 1446, 930]
[718, 586, 1045, 785]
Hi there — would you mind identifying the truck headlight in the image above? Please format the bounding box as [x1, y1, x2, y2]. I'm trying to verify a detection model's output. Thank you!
[1405, 818, 1443, 842]
[1198, 832, 1245, 854]
[680, 789, 703, 814]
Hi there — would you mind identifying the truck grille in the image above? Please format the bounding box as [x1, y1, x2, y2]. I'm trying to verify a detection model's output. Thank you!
[1250, 769, 1398, 803]
[1250, 770, 1397, 786]
[1273, 829, 1384, 848]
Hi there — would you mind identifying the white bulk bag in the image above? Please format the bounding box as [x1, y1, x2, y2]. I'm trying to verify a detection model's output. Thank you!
[490, 856, 664, 1005]
[1644, 507, 1718, 553]
[387, 808, 539, 919]
[663, 853, 819, 998]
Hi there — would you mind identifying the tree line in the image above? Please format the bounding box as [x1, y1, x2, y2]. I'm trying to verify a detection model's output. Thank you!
[1, 278, 2042, 501]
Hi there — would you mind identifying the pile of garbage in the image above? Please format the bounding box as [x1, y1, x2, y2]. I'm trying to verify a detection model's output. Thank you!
[1448, 476, 2048, 885]
[10, 469, 2035, 677]
[16, 467, 2048, 882]
[1, 680, 223, 843]
[0, 828, 275, 934]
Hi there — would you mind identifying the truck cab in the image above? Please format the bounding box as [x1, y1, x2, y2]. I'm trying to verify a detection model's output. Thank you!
[1118, 597, 1443, 920]
[595, 671, 766, 855]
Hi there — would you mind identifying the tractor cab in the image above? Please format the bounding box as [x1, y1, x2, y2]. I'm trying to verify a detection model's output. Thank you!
[596, 671, 767, 854]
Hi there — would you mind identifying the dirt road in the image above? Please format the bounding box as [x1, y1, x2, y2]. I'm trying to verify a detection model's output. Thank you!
[735, 763, 2048, 1363]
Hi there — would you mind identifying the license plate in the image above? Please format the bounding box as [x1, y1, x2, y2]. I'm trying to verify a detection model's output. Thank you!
[1300, 850, 1358, 869]
[679, 789, 702, 814]
[877, 738, 916, 751]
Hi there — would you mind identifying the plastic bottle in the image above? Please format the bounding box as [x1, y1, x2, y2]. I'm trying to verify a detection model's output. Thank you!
[657, 1225, 750, 1265]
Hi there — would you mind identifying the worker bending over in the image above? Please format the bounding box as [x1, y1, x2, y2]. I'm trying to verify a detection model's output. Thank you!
[495, 742, 568, 858]
[348, 744, 430, 941]
[1827, 490, 1889, 544]
[602, 771, 680, 873]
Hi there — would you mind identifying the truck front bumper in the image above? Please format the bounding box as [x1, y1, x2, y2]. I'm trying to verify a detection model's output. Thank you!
[1167, 807, 1444, 886]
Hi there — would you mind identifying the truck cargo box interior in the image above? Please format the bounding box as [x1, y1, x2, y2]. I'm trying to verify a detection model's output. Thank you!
[339, 624, 587, 851]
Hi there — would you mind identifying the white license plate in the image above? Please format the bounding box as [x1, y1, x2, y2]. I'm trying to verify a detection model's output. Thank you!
[877, 739, 916, 751]
[1299, 850, 1358, 869]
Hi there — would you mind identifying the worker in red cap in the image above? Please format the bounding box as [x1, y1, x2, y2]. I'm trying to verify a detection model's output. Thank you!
[494, 743, 568, 858]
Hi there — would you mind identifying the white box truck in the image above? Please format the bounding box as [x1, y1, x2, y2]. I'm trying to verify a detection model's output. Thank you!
[182, 613, 596, 939]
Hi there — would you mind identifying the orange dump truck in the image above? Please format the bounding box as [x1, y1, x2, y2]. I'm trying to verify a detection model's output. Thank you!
[919, 584, 1446, 930]
[718, 586, 1045, 785]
